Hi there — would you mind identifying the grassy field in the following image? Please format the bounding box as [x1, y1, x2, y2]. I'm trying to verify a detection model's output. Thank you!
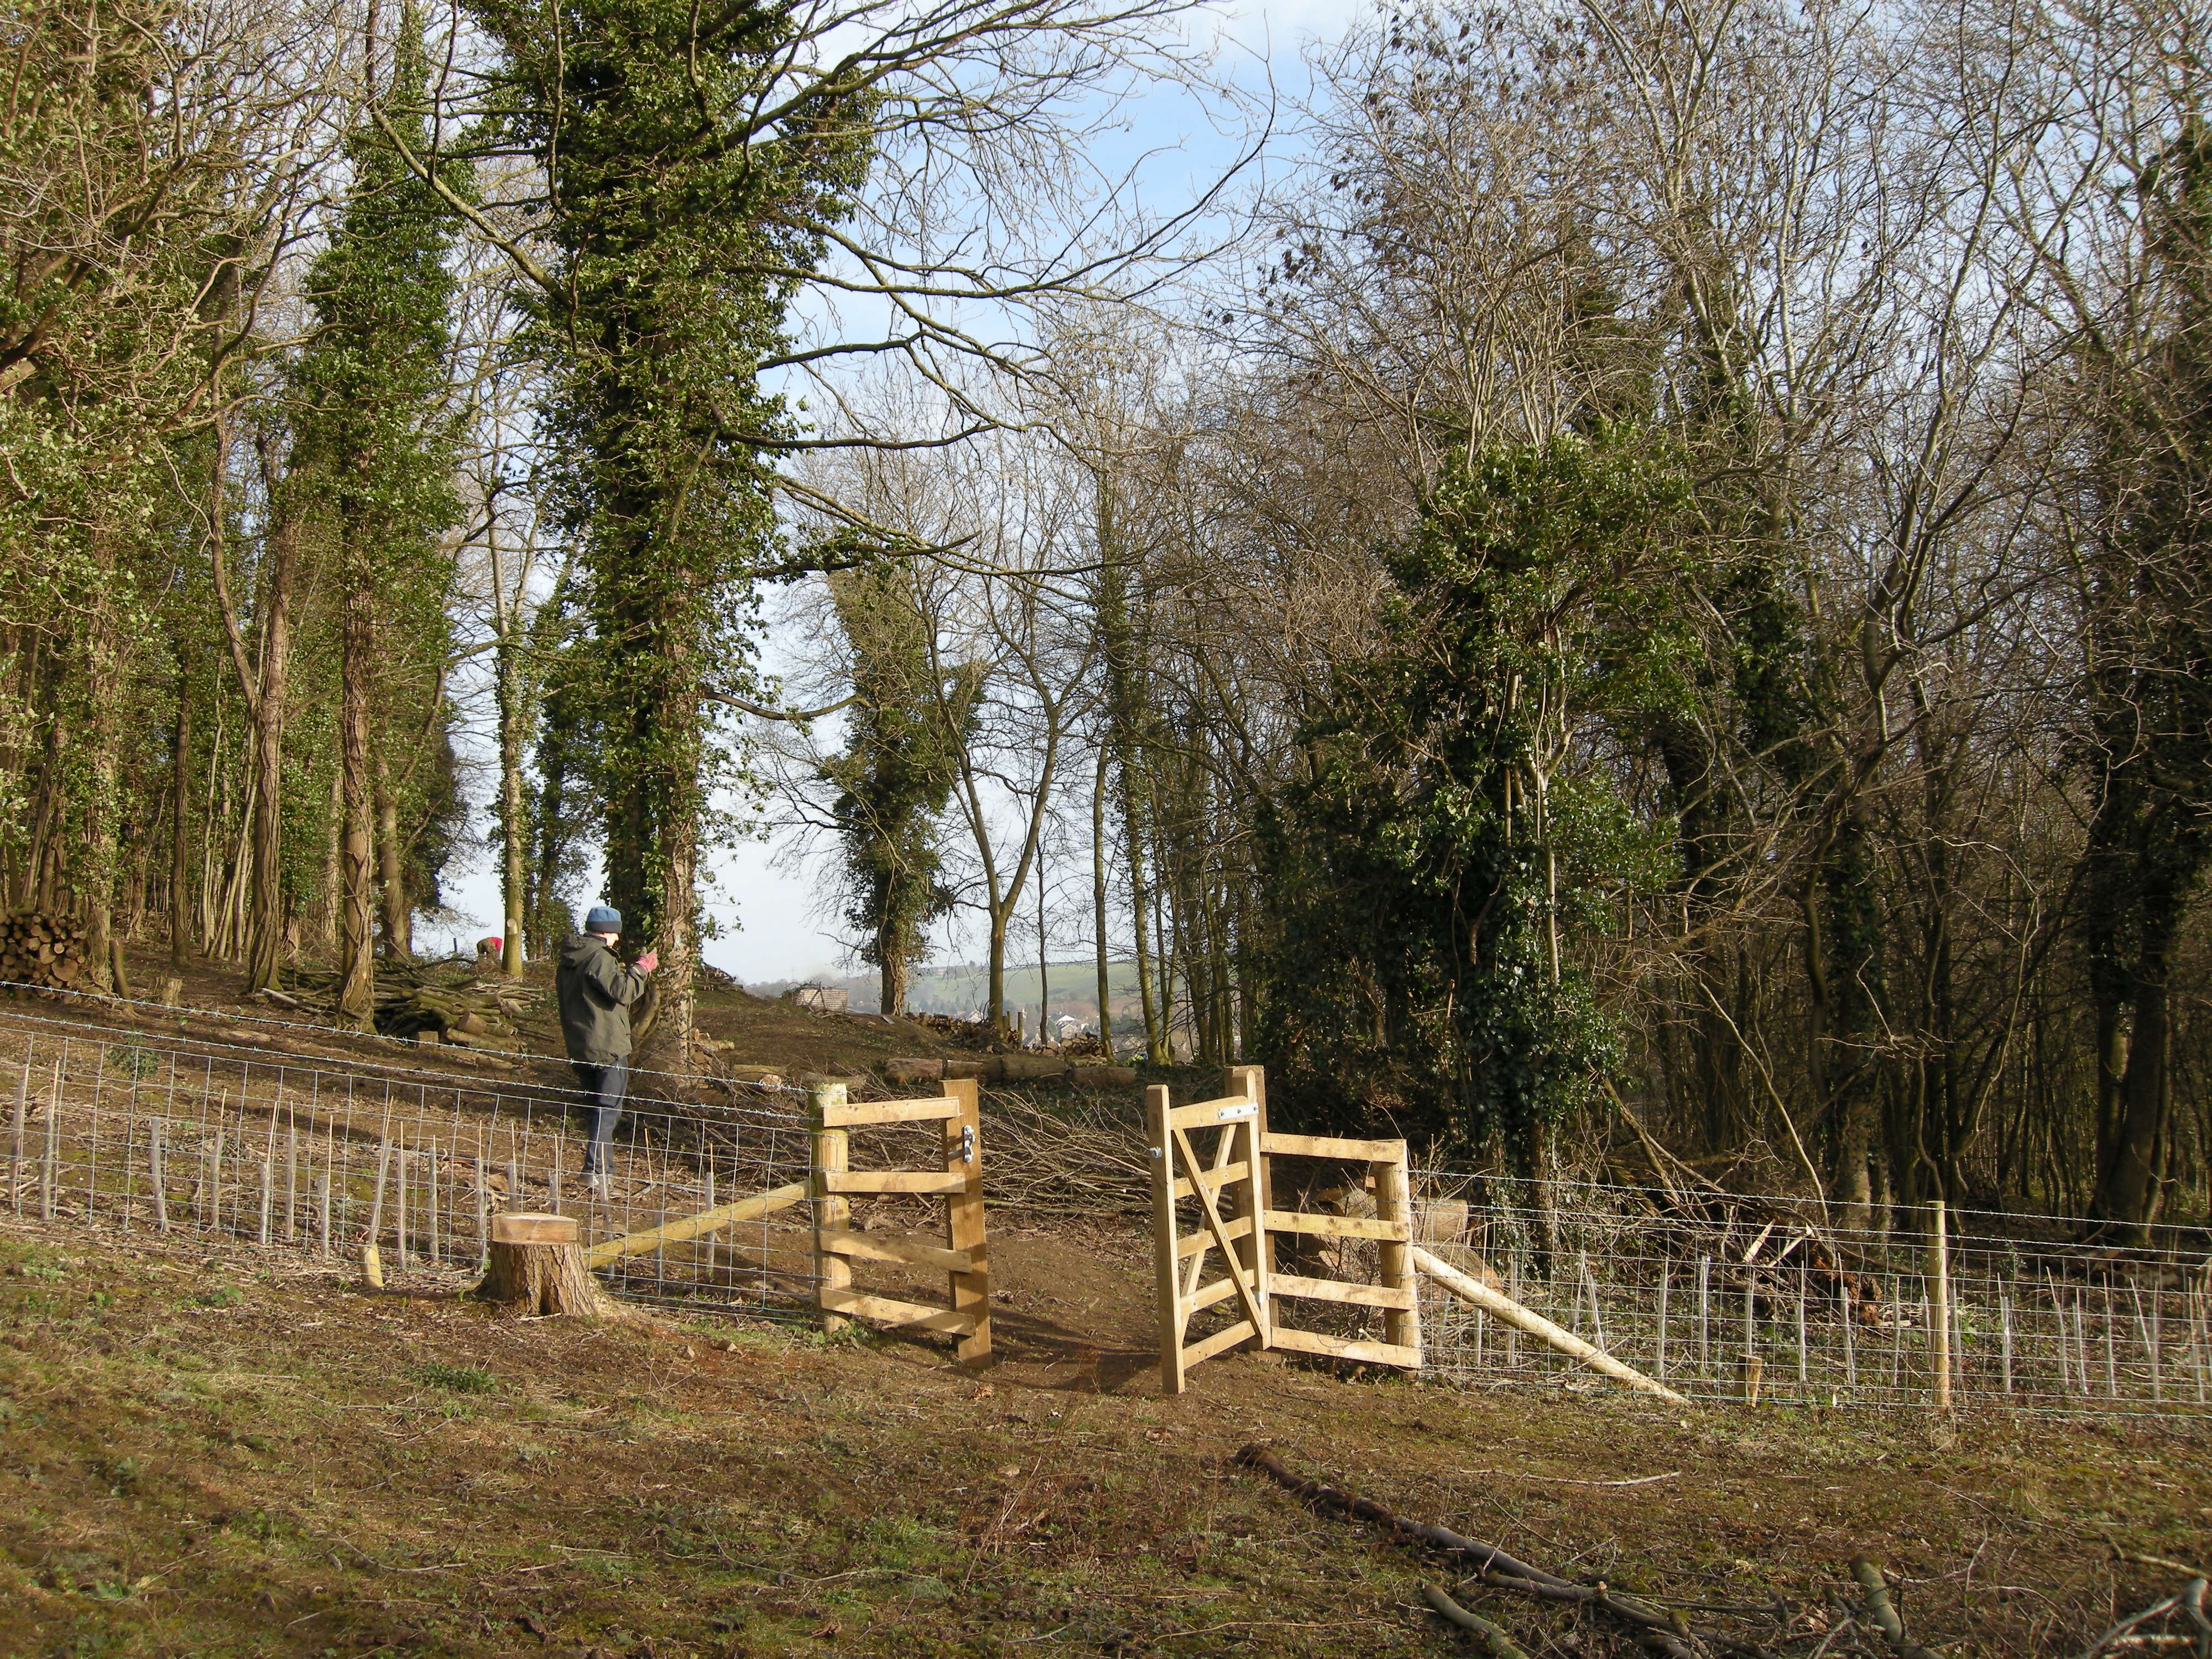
[3, 1210, 2208, 1658]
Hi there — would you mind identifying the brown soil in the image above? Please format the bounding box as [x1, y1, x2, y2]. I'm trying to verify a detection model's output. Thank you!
[3, 1210, 2208, 1659]
[9, 953, 963, 1096]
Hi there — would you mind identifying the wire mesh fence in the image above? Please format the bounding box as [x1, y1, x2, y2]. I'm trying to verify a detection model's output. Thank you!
[1412, 1174, 2212, 1417]
[0, 1006, 821, 1319]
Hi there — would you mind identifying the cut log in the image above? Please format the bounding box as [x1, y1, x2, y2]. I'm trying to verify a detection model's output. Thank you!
[1412, 1245, 1687, 1404]
[476, 1212, 624, 1318]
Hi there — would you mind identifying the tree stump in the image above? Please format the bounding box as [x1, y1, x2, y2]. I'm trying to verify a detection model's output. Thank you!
[477, 1213, 622, 1318]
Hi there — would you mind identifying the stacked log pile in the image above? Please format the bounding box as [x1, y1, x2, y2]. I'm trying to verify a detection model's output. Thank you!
[0, 911, 91, 992]
[285, 961, 541, 1050]
[376, 980, 536, 1049]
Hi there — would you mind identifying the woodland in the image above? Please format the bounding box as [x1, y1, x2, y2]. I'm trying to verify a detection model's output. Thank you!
[3, 0, 2210, 1240]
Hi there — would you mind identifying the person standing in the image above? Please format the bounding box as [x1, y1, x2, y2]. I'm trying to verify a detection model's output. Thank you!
[556, 906, 658, 1194]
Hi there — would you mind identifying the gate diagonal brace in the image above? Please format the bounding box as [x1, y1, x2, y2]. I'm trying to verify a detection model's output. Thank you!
[1172, 1123, 1270, 1339]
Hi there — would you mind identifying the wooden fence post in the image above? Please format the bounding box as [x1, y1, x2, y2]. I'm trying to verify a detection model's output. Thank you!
[943, 1078, 990, 1364]
[810, 1082, 852, 1334]
[1146, 1084, 1185, 1395]
[1375, 1147, 1419, 1359]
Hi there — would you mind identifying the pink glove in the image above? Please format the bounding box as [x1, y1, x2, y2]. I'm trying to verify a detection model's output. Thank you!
[635, 949, 659, 973]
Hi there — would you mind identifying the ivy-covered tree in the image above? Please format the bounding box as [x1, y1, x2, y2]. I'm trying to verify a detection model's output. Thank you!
[2077, 118, 2212, 1233]
[286, 6, 463, 1021]
[462, 0, 873, 1058]
[823, 563, 981, 1016]
[1258, 427, 1688, 1166]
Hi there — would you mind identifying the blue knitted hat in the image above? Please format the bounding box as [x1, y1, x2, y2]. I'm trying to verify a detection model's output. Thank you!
[584, 906, 622, 934]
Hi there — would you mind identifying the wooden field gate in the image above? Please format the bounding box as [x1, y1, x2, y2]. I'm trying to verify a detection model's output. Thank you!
[810, 1079, 991, 1363]
[1148, 1065, 1419, 1392]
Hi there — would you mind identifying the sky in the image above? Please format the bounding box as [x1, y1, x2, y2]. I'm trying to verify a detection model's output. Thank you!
[433, 0, 1368, 983]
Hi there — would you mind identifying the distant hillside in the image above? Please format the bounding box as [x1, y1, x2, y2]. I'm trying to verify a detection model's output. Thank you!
[750, 960, 1149, 1024]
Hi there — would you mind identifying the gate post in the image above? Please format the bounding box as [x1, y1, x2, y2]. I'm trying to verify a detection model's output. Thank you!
[943, 1077, 990, 1364]
[1146, 1084, 1186, 1394]
[809, 1081, 851, 1334]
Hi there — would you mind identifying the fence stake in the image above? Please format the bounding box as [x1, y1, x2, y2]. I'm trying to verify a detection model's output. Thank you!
[1505, 1255, 1521, 1369]
[1796, 1265, 1809, 1389]
[428, 1140, 442, 1268]
[2150, 1284, 2163, 1404]
[1656, 1260, 1670, 1379]
[368, 1139, 390, 1251]
[8, 1057, 27, 1216]
[1999, 1288, 2014, 1397]
[475, 1155, 489, 1270]
[285, 1120, 299, 1243]
[1929, 1198, 1951, 1412]
[1841, 1276, 1855, 1389]
[1696, 1255, 1710, 1386]
[2104, 1280, 2117, 1397]
[258, 1154, 272, 1246]
[87, 1045, 105, 1222]
[317, 1165, 331, 1258]
[2074, 1290, 2089, 1397]
[1743, 1271, 1757, 1396]
[150, 1119, 168, 1233]
[40, 1075, 60, 1221]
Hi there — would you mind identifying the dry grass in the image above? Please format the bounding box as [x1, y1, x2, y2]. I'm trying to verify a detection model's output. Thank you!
[3, 1213, 2209, 1658]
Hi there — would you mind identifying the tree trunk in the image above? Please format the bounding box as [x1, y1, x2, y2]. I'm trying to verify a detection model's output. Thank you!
[880, 940, 908, 1017]
[495, 620, 528, 979]
[374, 744, 410, 958]
[319, 767, 342, 951]
[1092, 746, 1114, 1061]
[338, 587, 377, 1024]
[170, 672, 196, 966]
[80, 540, 124, 992]
[986, 902, 1010, 1035]
[241, 503, 298, 995]
[2093, 946, 2173, 1235]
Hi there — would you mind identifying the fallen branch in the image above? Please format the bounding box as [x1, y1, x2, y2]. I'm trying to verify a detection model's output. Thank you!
[1234, 1444, 1756, 1657]
[1851, 1557, 1937, 1659]
[1422, 1584, 1530, 1658]
[1413, 1245, 1690, 1404]
[2078, 1578, 2212, 1659]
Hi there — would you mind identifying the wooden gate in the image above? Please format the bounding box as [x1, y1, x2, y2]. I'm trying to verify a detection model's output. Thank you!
[1149, 1065, 1420, 1392]
[810, 1079, 991, 1364]
[1148, 1064, 1270, 1393]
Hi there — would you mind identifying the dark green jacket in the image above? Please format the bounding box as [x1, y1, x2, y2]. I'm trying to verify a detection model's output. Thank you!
[557, 934, 648, 1064]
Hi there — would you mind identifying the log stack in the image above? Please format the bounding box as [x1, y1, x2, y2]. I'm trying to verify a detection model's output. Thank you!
[375, 982, 529, 1048]
[0, 910, 91, 993]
